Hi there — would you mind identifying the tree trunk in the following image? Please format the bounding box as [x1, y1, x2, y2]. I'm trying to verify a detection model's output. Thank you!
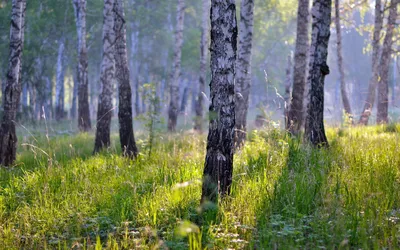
[194, 0, 210, 132]
[235, 0, 255, 148]
[334, 0, 352, 120]
[94, 0, 115, 153]
[201, 0, 237, 203]
[359, 0, 383, 125]
[304, 0, 331, 147]
[168, 0, 185, 132]
[73, 0, 91, 132]
[70, 71, 78, 119]
[284, 55, 292, 126]
[114, 0, 139, 158]
[55, 40, 65, 121]
[0, 0, 26, 166]
[376, 0, 398, 124]
[287, 0, 310, 134]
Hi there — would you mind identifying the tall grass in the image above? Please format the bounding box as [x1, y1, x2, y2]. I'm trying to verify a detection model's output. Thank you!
[0, 123, 399, 249]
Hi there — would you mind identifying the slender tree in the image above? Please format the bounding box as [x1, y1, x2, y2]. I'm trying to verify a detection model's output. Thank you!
[0, 0, 26, 166]
[114, 0, 139, 158]
[287, 0, 310, 134]
[334, 0, 352, 120]
[55, 39, 65, 121]
[168, 0, 185, 132]
[304, 0, 331, 147]
[194, 0, 210, 132]
[284, 55, 292, 125]
[201, 0, 237, 203]
[94, 0, 115, 153]
[359, 0, 383, 125]
[376, 0, 398, 124]
[73, 0, 91, 131]
[235, 0, 255, 147]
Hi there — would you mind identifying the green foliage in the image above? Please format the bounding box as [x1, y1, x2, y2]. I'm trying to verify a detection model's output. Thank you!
[0, 124, 400, 249]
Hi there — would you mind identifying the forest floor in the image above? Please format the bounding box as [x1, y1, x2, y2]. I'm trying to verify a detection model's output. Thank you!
[0, 122, 400, 249]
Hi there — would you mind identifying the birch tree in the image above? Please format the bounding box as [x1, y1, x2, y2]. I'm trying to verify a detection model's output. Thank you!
[55, 40, 65, 121]
[168, 0, 185, 132]
[73, 0, 91, 131]
[304, 0, 331, 147]
[359, 0, 383, 125]
[94, 0, 115, 153]
[287, 0, 310, 134]
[376, 0, 398, 124]
[235, 0, 255, 147]
[0, 0, 26, 166]
[194, 0, 210, 132]
[201, 0, 237, 203]
[334, 0, 352, 120]
[114, 0, 139, 158]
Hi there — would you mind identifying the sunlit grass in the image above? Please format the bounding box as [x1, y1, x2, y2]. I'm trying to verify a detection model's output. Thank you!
[0, 123, 399, 249]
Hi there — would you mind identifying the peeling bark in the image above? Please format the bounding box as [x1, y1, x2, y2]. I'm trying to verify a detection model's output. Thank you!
[201, 0, 237, 203]
[114, 0, 138, 158]
[235, 0, 255, 148]
[94, 0, 115, 153]
[287, 0, 310, 134]
[0, 0, 26, 166]
[304, 0, 331, 147]
[168, 0, 185, 132]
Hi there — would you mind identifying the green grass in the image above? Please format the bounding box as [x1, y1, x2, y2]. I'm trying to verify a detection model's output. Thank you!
[0, 123, 400, 249]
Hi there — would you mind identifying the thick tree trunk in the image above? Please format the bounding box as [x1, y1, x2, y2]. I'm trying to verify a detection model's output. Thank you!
[359, 0, 383, 125]
[73, 0, 91, 132]
[235, 0, 255, 147]
[201, 0, 237, 203]
[94, 0, 115, 153]
[114, 0, 138, 158]
[168, 0, 185, 132]
[284, 55, 292, 126]
[0, 0, 26, 166]
[334, 0, 352, 119]
[55, 40, 65, 121]
[287, 0, 310, 134]
[304, 0, 331, 147]
[194, 0, 210, 132]
[376, 0, 398, 124]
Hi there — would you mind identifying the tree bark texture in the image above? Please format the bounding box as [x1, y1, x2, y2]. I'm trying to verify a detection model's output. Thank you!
[376, 0, 398, 124]
[0, 0, 26, 166]
[305, 0, 331, 147]
[194, 0, 210, 132]
[334, 0, 352, 119]
[201, 0, 237, 203]
[73, 0, 92, 132]
[94, 0, 115, 153]
[287, 0, 310, 134]
[55, 40, 65, 121]
[235, 0, 255, 148]
[168, 0, 185, 132]
[359, 0, 383, 125]
[114, 0, 139, 158]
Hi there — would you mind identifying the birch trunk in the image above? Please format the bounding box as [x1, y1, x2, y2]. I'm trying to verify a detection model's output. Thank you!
[287, 0, 310, 134]
[201, 0, 237, 203]
[334, 0, 352, 119]
[359, 0, 383, 125]
[304, 0, 331, 147]
[168, 0, 185, 132]
[376, 0, 398, 124]
[235, 0, 255, 147]
[114, 0, 138, 158]
[194, 0, 210, 132]
[73, 0, 91, 131]
[55, 40, 65, 121]
[284, 55, 292, 126]
[70, 71, 78, 119]
[94, 0, 115, 153]
[0, 0, 26, 166]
